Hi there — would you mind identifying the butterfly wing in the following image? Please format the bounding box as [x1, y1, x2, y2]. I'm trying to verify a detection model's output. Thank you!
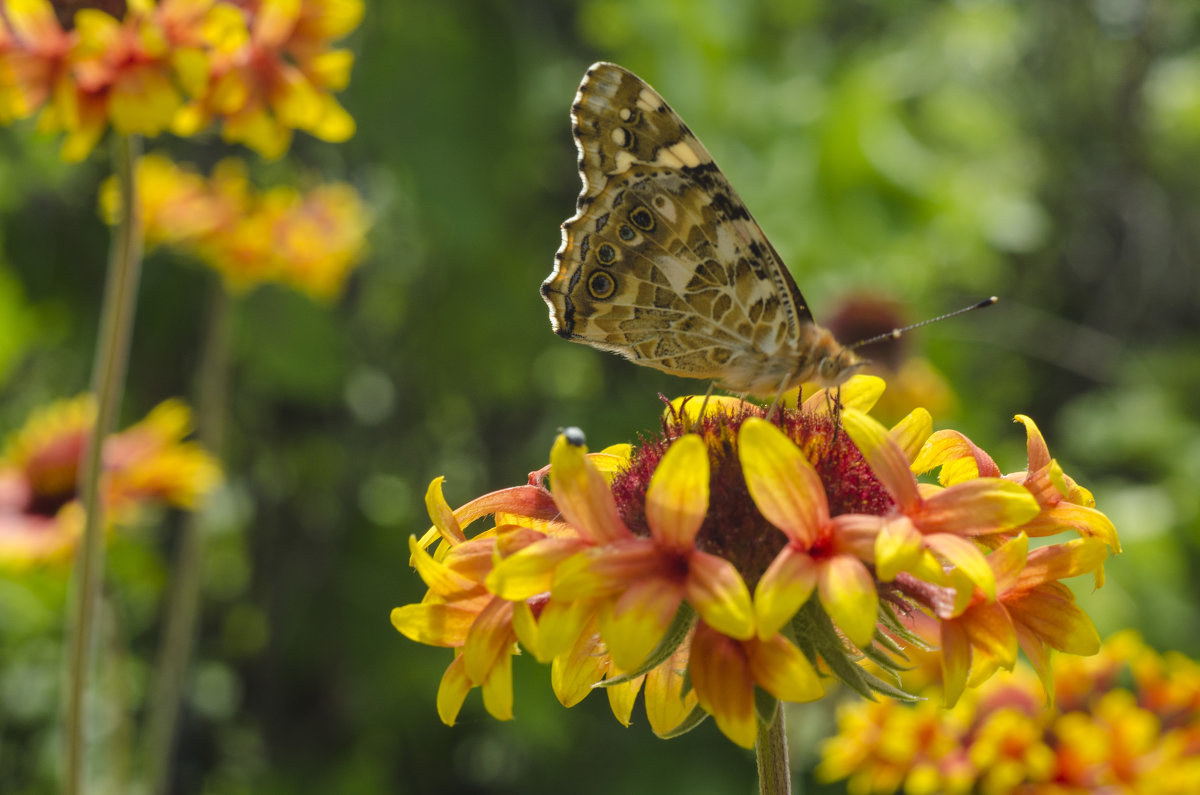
[541, 63, 818, 392]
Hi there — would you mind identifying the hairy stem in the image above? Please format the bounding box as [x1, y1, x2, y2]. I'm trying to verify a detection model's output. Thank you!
[65, 133, 144, 795]
[756, 701, 792, 795]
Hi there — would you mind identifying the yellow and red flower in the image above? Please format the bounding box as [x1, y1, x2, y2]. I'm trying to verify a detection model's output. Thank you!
[819, 631, 1200, 794]
[99, 152, 370, 298]
[0, 394, 221, 567]
[0, 0, 361, 160]
[393, 376, 1120, 748]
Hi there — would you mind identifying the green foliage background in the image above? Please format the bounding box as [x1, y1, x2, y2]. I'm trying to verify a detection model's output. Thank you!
[2, 0, 1199, 792]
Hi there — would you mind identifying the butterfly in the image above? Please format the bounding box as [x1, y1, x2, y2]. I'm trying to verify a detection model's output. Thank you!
[540, 62, 863, 398]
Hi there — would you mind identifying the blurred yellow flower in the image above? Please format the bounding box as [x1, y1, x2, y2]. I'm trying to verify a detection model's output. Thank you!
[99, 152, 370, 298]
[0, 394, 222, 568]
[0, 0, 362, 160]
[819, 631, 1200, 794]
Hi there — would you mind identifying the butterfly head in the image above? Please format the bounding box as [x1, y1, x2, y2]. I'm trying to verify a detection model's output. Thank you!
[812, 330, 866, 389]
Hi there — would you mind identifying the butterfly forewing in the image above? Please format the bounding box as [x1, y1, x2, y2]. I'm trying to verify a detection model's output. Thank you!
[542, 62, 857, 396]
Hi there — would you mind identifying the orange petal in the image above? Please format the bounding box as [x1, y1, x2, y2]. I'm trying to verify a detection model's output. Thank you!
[915, 478, 1040, 536]
[841, 409, 920, 511]
[1023, 502, 1121, 552]
[739, 417, 827, 546]
[746, 634, 824, 703]
[754, 547, 817, 640]
[645, 434, 709, 549]
[940, 620, 971, 707]
[689, 624, 757, 748]
[552, 538, 661, 601]
[685, 551, 756, 641]
[961, 602, 1019, 670]
[1016, 537, 1109, 591]
[1015, 415, 1052, 471]
[463, 598, 515, 685]
[818, 555, 879, 648]
[1007, 583, 1100, 656]
[549, 431, 631, 544]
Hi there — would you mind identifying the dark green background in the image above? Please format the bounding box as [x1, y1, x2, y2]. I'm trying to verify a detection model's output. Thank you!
[2, 0, 1198, 792]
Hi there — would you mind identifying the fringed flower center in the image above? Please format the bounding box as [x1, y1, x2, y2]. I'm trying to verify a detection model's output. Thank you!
[610, 404, 895, 588]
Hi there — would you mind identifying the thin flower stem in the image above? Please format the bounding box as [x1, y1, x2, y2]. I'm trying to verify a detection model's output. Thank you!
[143, 281, 231, 794]
[756, 701, 792, 795]
[65, 133, 144, 795]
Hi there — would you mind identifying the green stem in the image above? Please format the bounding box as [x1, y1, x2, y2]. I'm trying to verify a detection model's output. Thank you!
[65, 133, 144, 795]
[756, 701, 792, 795]
[143, 281, 231, 794]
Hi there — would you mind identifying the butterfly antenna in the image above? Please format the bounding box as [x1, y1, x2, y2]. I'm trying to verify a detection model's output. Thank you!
[847, 296, 998, 350]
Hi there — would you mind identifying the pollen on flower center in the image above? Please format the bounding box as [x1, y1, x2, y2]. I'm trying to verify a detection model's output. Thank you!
[609, 403, 895, 589]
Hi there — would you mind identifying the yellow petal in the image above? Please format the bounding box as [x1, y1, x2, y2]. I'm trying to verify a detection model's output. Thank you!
[480, 651, 513, 721]
[685, 551, 755, 641]
[599, 580, 682, 672]
[818, 555, 879, 648]
[924, 533, 995, 602]
[486, 536, 579, 600]
[913, 429, 1001, 483]
[390, 602, 479, 647]
[739, 417, 827, 546]
[409, 535, 478, 598]
[873, 517, 925, 582]
[436, 654, 472, 726]
[841, 409, 921, 511]
[536, 598, 595, 661]
[746, 634, 824, 703]
[890, 407, 932, 462]
[645, 642, 698, 737]
[549, 431, 630, 544]
[753, 548, 817, 640]
[644, 434, 709, 549]
[605, 672, 644, 727]
[550, 623, 608, 707]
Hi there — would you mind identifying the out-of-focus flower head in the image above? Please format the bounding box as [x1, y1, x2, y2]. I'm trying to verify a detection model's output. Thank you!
[0, 394, 221, 568]
[99, 152, 370, 298]
[0, 0, 362, 161]
[391, 376, 1120, 748]
[825, 293, 956, 422]
[819, 630, 1200, 794]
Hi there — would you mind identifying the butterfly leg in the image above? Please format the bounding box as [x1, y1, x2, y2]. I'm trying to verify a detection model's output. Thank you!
[693, 381, 717, 427]
[825, 386, 845, 446]
[765, 373, 795, 424]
